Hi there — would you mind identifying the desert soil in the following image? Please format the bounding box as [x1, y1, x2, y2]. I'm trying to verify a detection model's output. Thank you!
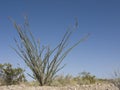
[0, 83, 119, 90]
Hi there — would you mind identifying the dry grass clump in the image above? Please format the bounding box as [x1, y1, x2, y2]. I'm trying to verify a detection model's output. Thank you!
[49, 72, 97, 86]
[110, 70, 120, 89]
[51, 74, 76, 86]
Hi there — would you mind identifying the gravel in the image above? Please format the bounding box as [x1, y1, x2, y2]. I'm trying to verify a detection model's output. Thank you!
[0, 83, 119, 90]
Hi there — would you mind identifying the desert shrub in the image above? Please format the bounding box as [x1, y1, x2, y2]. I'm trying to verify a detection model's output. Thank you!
[11, 16, 89, 86]
[74, 72, 96, 85]
[81, 72, 96, 84]
[0, 63, 26, 85]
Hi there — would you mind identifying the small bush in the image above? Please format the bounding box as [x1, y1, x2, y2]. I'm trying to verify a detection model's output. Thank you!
[74, 72, 96, 85]
[0, 63, 26, 85]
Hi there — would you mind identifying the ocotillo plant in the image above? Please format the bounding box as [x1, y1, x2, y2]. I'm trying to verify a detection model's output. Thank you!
[11, 17, 89, 86]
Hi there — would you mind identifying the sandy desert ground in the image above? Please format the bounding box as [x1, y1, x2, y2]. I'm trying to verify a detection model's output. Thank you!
[0, 83, 119, 90]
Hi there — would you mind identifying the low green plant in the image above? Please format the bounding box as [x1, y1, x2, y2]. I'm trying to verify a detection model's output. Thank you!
[74, 71, 96, 85]
[81, 72, 96, 84]
[0, 63, 26, 85]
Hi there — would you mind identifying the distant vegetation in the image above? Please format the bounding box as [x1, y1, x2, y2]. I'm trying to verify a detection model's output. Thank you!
[51, 71, 96, 86]
[0, 63, 103, 86]
[0, 62, 120, 89]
